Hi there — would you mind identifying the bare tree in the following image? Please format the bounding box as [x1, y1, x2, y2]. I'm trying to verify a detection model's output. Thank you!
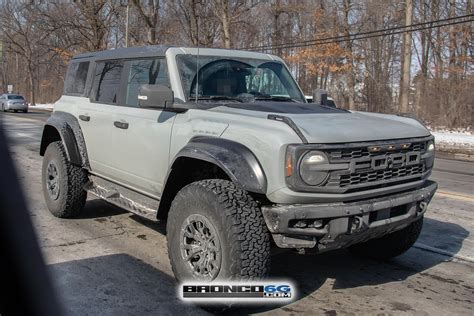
[399, 0, 413, 113]
[212, 0, 261, 48]
[131, 0, 160, 44]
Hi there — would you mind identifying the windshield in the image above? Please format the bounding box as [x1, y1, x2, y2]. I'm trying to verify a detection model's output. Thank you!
[8, 95, 24, 100]
[176, 55, 306, 103]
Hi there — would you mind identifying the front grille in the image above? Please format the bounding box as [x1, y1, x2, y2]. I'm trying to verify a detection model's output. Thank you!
[328, 142, 426, 162]
[327, 163, 425, 188]
[322, 139, 429, 192]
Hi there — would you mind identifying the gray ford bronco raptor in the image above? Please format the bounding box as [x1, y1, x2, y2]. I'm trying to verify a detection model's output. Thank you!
[40, 45, 437, 282]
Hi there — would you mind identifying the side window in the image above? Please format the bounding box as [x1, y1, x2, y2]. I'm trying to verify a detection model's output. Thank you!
[125, 58, 169, 107]
[246, 63, 288, 96]
[64, 62, 90, 95]
[94, 60, 124, 104]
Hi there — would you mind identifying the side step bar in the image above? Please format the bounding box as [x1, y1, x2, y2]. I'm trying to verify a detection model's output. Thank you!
[85, 175, 159, 221]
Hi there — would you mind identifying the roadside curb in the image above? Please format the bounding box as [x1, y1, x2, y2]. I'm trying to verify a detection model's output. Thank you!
[436, 151, 474, 162]
[414, 243, 474, 264]
[29, 107, 53, 112]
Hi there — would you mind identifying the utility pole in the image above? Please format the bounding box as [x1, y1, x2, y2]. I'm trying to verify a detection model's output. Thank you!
[399, 0, 413, 113]
[125, 2, 130, 47]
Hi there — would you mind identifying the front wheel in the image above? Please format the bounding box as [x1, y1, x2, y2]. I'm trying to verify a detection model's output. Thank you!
[167, 179, 271, 282]
[349, 217, 423, 260]
[42, 141, 88, 218]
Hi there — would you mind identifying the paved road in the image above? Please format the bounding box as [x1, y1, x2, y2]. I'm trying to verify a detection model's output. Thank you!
[1, 110, 473, 315]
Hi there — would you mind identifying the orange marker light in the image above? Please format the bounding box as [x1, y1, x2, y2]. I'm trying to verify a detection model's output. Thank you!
[285, 153, 293, 177]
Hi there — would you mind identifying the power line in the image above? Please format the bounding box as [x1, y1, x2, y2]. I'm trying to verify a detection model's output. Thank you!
[248, 13, 473, 50]
[261, 19, 473, 51]
[245, 14, 474, 51]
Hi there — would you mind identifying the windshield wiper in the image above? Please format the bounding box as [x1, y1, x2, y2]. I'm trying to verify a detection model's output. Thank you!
[190, 95, 244, 103]
[254, 95, 297, 102]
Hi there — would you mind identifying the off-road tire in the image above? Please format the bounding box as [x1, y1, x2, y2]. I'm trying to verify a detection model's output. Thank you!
[42, 141, 87, 218]
[167, 179, 271, 282]
[23, 110, 28, 113]
[350, 217, 423, 260]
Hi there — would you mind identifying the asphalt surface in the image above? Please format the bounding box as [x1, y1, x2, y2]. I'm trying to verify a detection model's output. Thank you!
[1, 109, 473, 315]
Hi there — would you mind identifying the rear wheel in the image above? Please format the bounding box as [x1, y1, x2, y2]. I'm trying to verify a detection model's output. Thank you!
[23, 109, 28, 113]
[349, 217, 423, 260]
[42, 141, 88, 218]
[167, 179, 271, 282]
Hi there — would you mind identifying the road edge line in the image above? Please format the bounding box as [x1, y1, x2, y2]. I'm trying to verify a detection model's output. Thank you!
[414, 242, 474, 263]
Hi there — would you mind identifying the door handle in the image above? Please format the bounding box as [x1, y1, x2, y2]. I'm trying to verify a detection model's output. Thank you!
[114, 121, 129, 129]
[79, 115, 90, 122]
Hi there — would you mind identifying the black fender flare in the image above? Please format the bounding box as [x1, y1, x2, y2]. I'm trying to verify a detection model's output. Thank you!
[40, 111, 89, 168]
[172, 136, 267, 194]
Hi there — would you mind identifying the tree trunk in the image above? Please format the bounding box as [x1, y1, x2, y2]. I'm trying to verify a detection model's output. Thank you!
[343, 0, 356, 110]
[221, 7, 231, 49]
[448, 0, 457, 79]
[27, 62, 35, 105]
[132, 0, 159, 45]
[399, 0, 413, 113]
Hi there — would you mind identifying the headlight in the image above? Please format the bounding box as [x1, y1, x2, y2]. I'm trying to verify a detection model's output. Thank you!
[427, 140, 435, 153]
[299, 151, 329, 186]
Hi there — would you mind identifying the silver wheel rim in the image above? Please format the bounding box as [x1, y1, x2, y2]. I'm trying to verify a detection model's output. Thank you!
[180, 214, 221, 280]
[46, 161, 60, 200]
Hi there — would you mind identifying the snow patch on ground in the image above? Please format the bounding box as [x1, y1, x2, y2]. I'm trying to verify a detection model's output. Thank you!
[30, 103, 54, 110]
[428, 128, 473, 156]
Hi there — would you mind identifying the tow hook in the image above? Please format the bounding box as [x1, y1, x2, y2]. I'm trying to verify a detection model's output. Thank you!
[350, 216, 364, 234]
[418, 201, 428, 215]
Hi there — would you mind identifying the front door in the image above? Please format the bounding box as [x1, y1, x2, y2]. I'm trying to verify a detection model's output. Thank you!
[106, 58, 175, 198]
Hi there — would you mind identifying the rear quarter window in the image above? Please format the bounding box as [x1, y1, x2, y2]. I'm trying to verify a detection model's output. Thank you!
[64, 61, 90, 95]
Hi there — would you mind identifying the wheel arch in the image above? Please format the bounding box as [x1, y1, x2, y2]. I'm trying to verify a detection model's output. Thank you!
[157, 137, 268, 219]
[40, 111, 89, 168]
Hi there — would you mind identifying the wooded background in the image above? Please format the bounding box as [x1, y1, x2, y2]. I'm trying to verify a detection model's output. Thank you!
[0, 0, 472, 128]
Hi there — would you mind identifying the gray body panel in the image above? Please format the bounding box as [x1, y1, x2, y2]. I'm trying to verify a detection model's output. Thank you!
[205, 105, 430, 143]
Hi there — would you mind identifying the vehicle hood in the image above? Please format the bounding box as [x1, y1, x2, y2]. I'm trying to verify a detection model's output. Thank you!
[207, 102, 431, 143]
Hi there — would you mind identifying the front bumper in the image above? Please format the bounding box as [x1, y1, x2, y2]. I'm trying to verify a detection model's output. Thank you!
[261, 180, 437, 252]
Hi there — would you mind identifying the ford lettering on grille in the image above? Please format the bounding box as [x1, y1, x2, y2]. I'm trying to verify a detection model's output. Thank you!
[349, 152, 421, 173]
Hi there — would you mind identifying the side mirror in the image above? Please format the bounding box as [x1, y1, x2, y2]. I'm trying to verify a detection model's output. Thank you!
[312, 89, 327, 106]
[138, 84, 173, 109]
[312, 89, 336, 108]
[326, 99, 336, 108]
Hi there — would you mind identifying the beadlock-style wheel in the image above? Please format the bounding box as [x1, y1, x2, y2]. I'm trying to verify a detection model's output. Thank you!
[180, 214, 222, 280]
[46, 161, 60, 200]
[167, 179, 271, 282]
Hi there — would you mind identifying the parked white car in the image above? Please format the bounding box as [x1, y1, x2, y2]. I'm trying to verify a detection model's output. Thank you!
[0, 94, 28, 113]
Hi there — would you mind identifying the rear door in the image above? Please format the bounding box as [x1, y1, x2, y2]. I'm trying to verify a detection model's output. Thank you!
[106, 58, 176, 198]
[77, 59, 126, 180]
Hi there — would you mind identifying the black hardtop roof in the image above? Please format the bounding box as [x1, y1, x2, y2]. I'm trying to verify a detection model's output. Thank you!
[71, 45, 171, 62]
